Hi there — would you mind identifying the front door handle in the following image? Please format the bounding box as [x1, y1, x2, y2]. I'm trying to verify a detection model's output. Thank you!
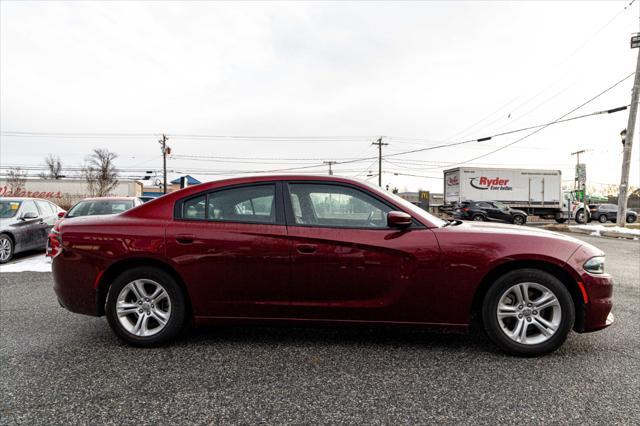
[175, 234, 195, 244]
[296, 244, 317, 254]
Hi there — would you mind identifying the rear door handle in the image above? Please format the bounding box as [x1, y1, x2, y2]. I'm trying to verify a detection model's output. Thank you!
[296, 244, 317, 254]
[175, 234, 195, 244]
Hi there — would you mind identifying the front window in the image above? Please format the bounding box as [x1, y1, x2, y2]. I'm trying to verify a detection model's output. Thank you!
[21, 201, 39, 218]
[492, 201, 508, 210]
[67, 200, 135, 218]
[288, 183, 391, 228]
[0, 201, 22, 218]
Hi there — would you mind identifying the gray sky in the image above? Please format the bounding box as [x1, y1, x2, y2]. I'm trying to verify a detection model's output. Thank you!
[1, 1, 639, 193]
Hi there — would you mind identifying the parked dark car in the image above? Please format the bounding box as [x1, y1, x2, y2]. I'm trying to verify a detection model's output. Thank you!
[453, 200, 528, 225]
[0, 197, 64, 263]
[588, 204, 637, 224]
[52, 175, 613, 356]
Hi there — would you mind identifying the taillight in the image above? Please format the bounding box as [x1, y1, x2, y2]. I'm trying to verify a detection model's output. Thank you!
[463, 207, 470, 212]
[46, 229, 62, 258]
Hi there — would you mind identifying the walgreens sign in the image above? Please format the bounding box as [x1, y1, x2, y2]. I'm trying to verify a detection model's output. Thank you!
[469, 176, 513, 191]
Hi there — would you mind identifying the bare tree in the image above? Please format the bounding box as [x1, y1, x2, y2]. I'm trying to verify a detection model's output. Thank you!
[7, 168, 27, 195]
[81, 149, 119, 197]
[39, 154, 63, 179]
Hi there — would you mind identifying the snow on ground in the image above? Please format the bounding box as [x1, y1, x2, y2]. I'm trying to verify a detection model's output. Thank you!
[0, 254, 52, 273]
[572, 224, 640, 238]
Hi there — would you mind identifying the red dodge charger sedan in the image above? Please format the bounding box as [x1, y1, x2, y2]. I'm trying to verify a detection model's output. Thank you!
[51, 175, 613, 356]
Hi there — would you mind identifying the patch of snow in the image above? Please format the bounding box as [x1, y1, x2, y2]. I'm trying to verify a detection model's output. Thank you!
[571, 224, 640, 237]
[0, 254, 51, 273]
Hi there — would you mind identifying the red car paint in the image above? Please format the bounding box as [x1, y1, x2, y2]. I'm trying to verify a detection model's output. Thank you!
[52, 175, 613, 333]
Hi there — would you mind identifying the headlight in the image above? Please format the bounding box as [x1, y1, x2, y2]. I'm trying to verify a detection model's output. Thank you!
[584, 256, 605, 274]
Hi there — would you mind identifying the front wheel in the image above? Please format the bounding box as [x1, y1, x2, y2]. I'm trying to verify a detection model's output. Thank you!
[512, 215, 526, 225]
[472, 214, 485, 221]
[0, 234, 14, 264]
[598, 214, 608, 223]
[106, 266, 186, 347]
[627, 215, 637, 224]
[575, 209, 587, 224]
[482, 269, 574, 357]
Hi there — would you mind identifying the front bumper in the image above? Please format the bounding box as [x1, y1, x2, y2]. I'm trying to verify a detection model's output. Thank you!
[567, 245, 614, 333]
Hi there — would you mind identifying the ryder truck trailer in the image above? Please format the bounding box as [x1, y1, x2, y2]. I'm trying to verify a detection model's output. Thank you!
[443, 167, 588, 223]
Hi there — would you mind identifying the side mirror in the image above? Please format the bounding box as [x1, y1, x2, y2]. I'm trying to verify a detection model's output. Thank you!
[57, 211, 66, 218]
[387, 211, 412, 228]
[22, 211, 38, 220]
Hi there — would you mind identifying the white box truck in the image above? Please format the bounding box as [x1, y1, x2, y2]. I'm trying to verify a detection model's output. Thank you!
[443, 167, 589, 223]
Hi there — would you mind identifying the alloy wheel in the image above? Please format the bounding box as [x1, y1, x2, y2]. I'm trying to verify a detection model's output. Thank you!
[116, 279, 172, 337]
[0, 237, 12, 262]
[513, 216, 524, 225]
[496, 282, 562, 345]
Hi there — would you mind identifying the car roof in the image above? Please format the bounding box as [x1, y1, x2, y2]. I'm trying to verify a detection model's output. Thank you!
[0, 197, 54, 202]
[77, 197, 139, 201]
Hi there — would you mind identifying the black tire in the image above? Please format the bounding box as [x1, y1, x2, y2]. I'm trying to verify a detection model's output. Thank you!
[472, 214, 485, 221]
[554, 218, 566, 224]
[0, 233, 14, 264]
[512, 215, 526, 225]
[598, 214, 608, 223]
[627, 215, 637, 224]
[106, 266, 186, 347]
[482, 269, 575, 357]
[575, 209, 587, 224]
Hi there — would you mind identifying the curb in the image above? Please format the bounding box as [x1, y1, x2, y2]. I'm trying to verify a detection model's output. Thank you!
[542, 225, 639, 240]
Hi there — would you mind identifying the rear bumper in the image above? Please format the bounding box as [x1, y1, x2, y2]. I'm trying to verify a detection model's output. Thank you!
[52, 253, 102, 316]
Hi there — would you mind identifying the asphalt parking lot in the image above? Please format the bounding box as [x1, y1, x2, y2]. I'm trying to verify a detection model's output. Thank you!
[1, 234, 638, 424]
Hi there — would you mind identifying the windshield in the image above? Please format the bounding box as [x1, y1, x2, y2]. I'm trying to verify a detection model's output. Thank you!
[67, 200, 134, 218]
[0, 200, 22, 218]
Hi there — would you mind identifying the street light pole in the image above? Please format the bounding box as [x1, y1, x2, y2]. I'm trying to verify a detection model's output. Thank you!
[617, 32, 640, 227]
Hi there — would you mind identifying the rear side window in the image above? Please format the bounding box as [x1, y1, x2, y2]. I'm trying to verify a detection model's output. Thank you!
[208, 185, 275, 223]
[36, 201, 54, 215]
[183, 195, 206, 220]
[178, 185, 277, 224]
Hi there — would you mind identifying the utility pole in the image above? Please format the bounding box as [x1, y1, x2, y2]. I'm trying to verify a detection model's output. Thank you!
[323, 161, 337, 175]
[159, 134, 170, 194]
[571, 149, 586, 204]
[617, 32, 640, 227]
[372, 137, 388, 187]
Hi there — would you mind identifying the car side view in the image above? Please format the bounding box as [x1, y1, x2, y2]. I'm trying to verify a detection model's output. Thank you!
[0, 197, 64, 263]
[588, 203, 637, 224]
[453, 200, 528, 225]
[51, 176, 613, 356]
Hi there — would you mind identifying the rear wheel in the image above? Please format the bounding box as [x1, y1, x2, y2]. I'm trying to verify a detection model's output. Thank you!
[627, 215, 637, 224]
[0, 234, 14, 264]
[482, 269, 574, 357]
[472, 214, 485, 221]
[598, 214, 608, 223]
[554, 218, 567, 224]
[106, 266, 186, 347]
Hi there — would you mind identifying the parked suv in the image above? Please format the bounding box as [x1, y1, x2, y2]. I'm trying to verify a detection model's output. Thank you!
[588, 204, 637, 224]
[453, 200, 528, 225]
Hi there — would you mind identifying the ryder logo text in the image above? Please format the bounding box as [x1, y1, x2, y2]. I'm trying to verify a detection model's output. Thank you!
[470, 177, 512, 191]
